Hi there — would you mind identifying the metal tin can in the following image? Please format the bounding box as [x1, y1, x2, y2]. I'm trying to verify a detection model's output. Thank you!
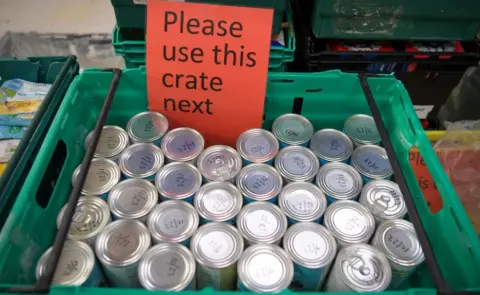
[236, 163, 283, 204]
[309, 129, 354, 165]
[283, 222, 337, 291]
[72, 158, 121, 200]
[343, 114, 381, 147]
[350, 144, 393, 182]
[108, 178, 158, 222]
[126, 111, 169, 146]
[155, 162, 202, 204]
[323, 200, 375, 248]
[84, 125, 129, 161]
[279, 182, 327, 224]
[95, 219, 151, 288]
[372, 220, 424, 289]
[315, 162, 363, 203]
[237, 201, 287, 246]
[272, 114, 314, 148]
[324, 243, 392, 292]
[138, 243, 196, 290]
[118, 143, 164, 180]
[191, 222, 244, 290]
[274, 146, 319, 183]
[161, 127, 204, 164]
[147, 200, 199, 246]
[236, 128, 279, 165]
[197, 145, 242, 183]
[36, 240, 103, 286]
[57, 196, 111, 247]
[194, 181, 242, 224]
[237, 243, 293, 293]
[359, 180, 407, 224]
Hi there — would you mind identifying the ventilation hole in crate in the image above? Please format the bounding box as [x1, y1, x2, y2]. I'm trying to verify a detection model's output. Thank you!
[292, 97, 303, 114]
[305, 88, 323, 93]
[450, 207, 463, 233]
[36, 140, 67, 208]
[270, 79, 294, 83]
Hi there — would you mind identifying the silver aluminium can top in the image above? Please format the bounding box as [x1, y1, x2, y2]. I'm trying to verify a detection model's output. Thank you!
[274, 146, 319, 182]
[351, 145, 393, 180]
[272, 113, 314, 145]
[309, 129, 354, 162]
[72, 158, 121, 196]
[238, 243, 293, 293]
[343, 114, 380, 146]
[138, 243, 196, 291]
[36, 240, 95, 286]
[194, 181, 242, 222]
[279, 182, 327, 222]
[236, 164, 283, 202]
[147, 200, 199, 244]
[190, 222, 244, 269]
[119, 143, 164, 178]
[315, 162, 363, 201]
[126, 111, 169, 144]
[360, 180, 407, 222]
[236, 128, 279, 163]
[161, 127, 204, 162]
[197, 145, 242, 182]
[85, 125, 129, 159]
[108, 178, 158, 220]
[155, 162, 202, 200]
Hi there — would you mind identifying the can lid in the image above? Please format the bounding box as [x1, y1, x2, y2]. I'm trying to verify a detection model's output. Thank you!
[283, 223, 337, 269]
[161, 127, 204, 162]
[344, 114, 380, 145]
[279, 182, 327, 222]
[138, 243, 195, 291]
[126, 111, 168, 143]
[359, 180, 407, 220]
[309, 129, 353, 162]
[190, 222, 244, 268]
[147, 200, 199, 244]
[351, 145, 393, 179]
[236, 128, 279, 163]
[238, 243, 293, 293]
[315, 162, 363, 200]
[236, 164, 283, 202]
[274, 146, 319, 182]
[155, 162, 202, 200]
[197, 145, 242, 181]
[85, 125, 129, 159]
[108, 178, 158, 219]
[72, 158, 121, 196]
[272, 114, 314, 145]
[237, 201, 287, 244]
[119, 143, 164, 178]
[36, 240, 95, 286]
[194, 181, 242, 222]
[95, 219, 151, 267]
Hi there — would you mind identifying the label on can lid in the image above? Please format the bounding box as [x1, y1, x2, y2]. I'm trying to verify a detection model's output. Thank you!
[72, 209, 102, 234]
[325, 170, 354, 193]
[281, 120, 307, 142]
[203, 190, 234, 214]
[249, 253, 284, 285]
[245, 171, 274, 195]
[244, 136, 271, 158]
[158, 209, 188, 235]
[117, 188, 149, 212]
[162, 169, 196, 195]
[335, 209, 365, 235]
[200, 231, 235, 261]
[358, 151, 389, 175]
[384, 229, 413, 259]
[292, 231, 328, 261]
[107, 230, 142, 259]
[319, 136, 347, 158]
[132, 116, 162, 140]
[246, 210, 278, 237]
[282, 152, 312, 175]
[127, 150, 155, 174]
[170, 134, 198, 156]
[286, 192, 316, 215]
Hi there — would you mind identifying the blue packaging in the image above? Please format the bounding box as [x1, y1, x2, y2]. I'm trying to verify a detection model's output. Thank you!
[0, 125, 27, 139]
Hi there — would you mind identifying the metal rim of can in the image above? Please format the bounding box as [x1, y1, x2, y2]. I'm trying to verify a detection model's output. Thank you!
[36, 240, 95, 285]
[196, 145, 242, 182]
[237, 201, 288, 244]
[72, 158, 121, 196]
[283, 222, 337, 269]
[95, 219, 151, 267]
[119, 143, 165, 179]
[343, 114, 381, 146]
[57, 196, 111, 242]
[279, 182, 327, 222]
[315, 162, 363, 201]
[309, 129, 354, 162]
[359, 180, 407, 221]
[138, 243, 196, 291]
[84, 125, 129, 159]
[351, 145, 393, 180]
[274, 145, 319, 182]
[155, 162, 202, 200]
[126, 111, 169, 144]
[236, 128, 279, 163]
[323, 200, 375, 245]
[237, 243, 294, 293]
[194, 181, 242, 222]
[108, 178, 158, 220]
[147, 200, 199, 244]
[190, 222, 244, 269]
[272, 113, 314, 145]
[161, 127, 205, 162]
[236, 163, 283, 202]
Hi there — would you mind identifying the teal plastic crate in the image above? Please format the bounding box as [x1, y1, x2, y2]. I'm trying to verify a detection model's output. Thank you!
[0, 56, 79, 229]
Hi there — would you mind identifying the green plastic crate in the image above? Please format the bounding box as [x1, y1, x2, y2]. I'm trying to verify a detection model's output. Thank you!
[0, 56, 79, 229]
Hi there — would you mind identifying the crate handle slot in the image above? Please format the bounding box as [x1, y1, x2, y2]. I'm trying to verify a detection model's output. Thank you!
[292, 97, 303, 114]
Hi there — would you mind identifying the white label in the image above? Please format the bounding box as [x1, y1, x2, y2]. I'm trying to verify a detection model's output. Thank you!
[325, 170, 354, 193]
[246, 210, 278, 237]
[414, 105, 434, 119]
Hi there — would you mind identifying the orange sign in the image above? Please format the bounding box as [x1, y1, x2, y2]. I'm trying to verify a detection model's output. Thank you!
[146, 1, 273, 146]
